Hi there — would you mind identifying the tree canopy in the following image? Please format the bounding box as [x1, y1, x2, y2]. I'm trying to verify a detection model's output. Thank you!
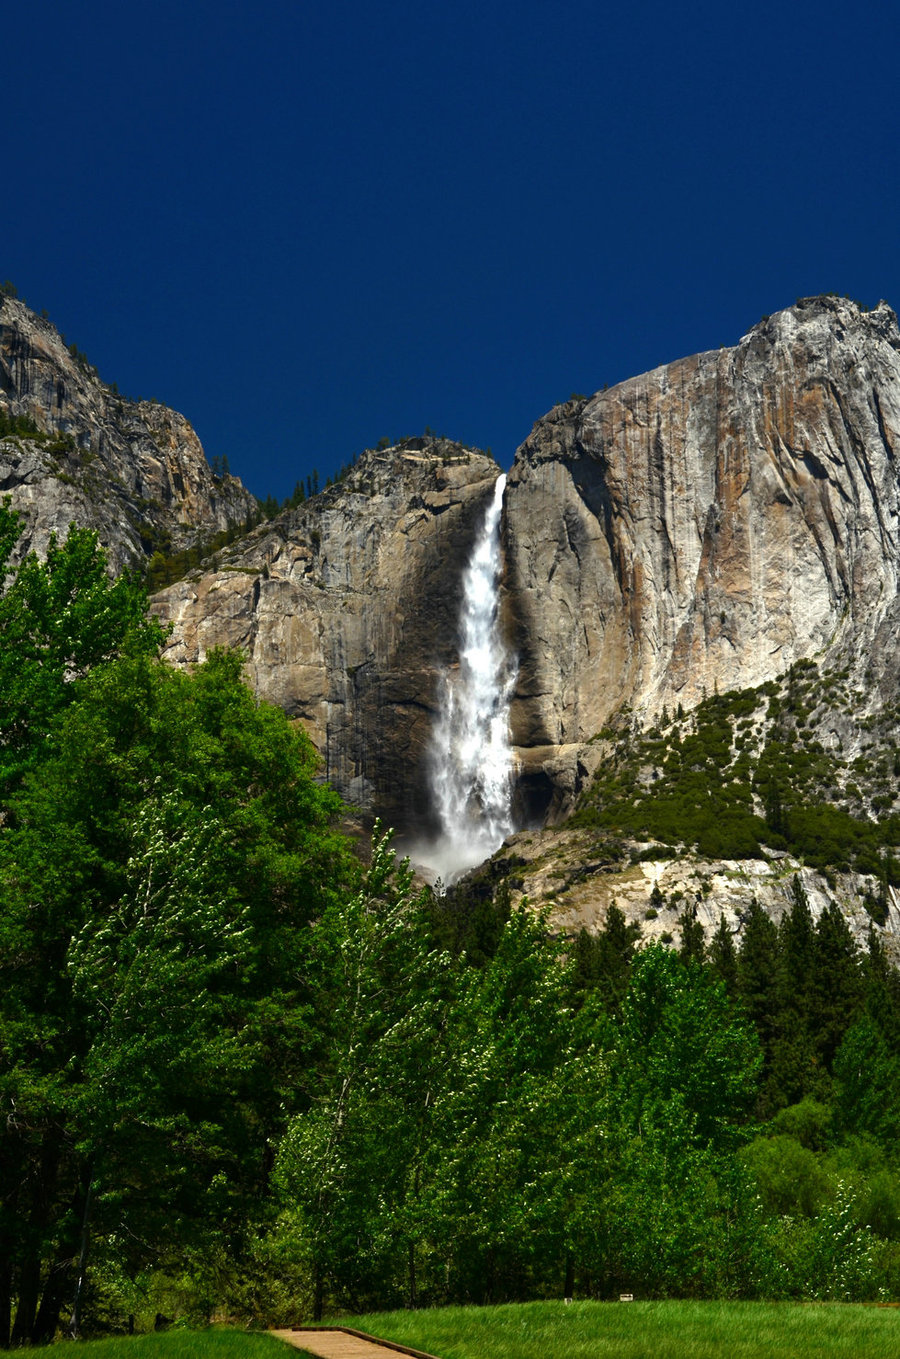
[0, 516, 352, 1343]
[0, 499, 166, 792]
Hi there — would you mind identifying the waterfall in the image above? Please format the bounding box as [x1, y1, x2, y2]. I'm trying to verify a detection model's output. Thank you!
[416, 473, 517, 886]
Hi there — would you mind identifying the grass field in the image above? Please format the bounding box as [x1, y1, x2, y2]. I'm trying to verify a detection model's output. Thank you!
[22, 1333, 312, 1359]
[16, 1301, 900, 1358]
[340, 1298, 900, 1359]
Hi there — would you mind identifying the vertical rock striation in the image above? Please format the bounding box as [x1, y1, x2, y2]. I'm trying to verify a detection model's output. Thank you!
[153, 442, 500, 832]
[504, 297, 900, 815]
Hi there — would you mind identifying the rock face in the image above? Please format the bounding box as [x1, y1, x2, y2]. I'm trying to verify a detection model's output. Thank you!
[153, 296, 900, 838]
[504, 296, 900, 816]
[0, 296, 256, 570]
[498, 824, 900, 965]
[153, 442, 501, 834]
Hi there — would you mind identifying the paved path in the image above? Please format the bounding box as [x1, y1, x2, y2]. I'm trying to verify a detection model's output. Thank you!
[270, 1326, 441, 1359]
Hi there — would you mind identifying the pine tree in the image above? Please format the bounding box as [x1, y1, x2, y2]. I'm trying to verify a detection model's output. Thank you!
[769, 876, 819, 1106]
[708, 914, 738, 994]
[811, 899, 863, 1070]
[863, 926, 900, 1051]
[736, 899, 783, 1115]
[570, 904, 640, 1012]
[678, 900, 706, 966]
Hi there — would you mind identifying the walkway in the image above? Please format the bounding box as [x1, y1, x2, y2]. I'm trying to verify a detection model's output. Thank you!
[270, 1326, 442, 1359]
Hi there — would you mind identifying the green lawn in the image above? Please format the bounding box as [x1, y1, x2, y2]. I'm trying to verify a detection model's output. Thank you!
[15, 1302, 900, 1359]
[340, 1299, 900, 1359]
[22, 1333, 312, 1359]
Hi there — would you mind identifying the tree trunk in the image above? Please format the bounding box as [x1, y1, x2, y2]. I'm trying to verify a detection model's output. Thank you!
[407, 1240, 417, 1310]
[0, 1143, 22, 1350]
[9, 1128, 64, 1344]
[31, 1187, 85, 1347]
[9, 1254, 40, 1346]
[0, 1260, 12, 1349]
[67, 1170, 94, 1339]
[33, 1257, 74, 1347]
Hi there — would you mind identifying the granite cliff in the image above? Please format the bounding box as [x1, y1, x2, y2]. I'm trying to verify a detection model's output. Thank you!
[153, 440, 500, 835]
[505, 295, 900, 816]
[151, 295, 900, 856]
[0, 294, 256, 570]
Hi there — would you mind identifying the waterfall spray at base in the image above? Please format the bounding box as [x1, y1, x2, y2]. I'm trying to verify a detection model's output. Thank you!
[413, 473, 517, 887]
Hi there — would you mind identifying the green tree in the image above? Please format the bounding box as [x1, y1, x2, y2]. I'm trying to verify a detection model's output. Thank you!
[273, 829, 448, 1315]
[834, 1015, 900, 1153]
[419, 908, 576, 1303]
[810, 899, 863, 1070]
[0, 502, 164, 793]
[63, 795, 255, 1334]
[678, 900, 706, 966]
[614, 945, 761, 1150]
[602, 947, 764, 1296]
[570, 904, 640, 1012]
[740, 1132, 831, 1218]
[768, 877, 819, 1105]
[602, 1095, 765, 1297]
[709, 914, 738, 993]
[736, 899, 782, 1115]
[0, 646, 351, 1343]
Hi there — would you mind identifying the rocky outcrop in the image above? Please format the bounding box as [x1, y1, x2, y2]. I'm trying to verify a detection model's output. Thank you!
[497, 824, 900, 964]
[505, 297, 900, 816]
[153, 441, 501, 833]
[0, 296, 256, 571]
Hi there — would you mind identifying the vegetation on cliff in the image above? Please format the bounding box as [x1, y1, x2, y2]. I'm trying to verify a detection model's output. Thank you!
[571, 661, 900, 891]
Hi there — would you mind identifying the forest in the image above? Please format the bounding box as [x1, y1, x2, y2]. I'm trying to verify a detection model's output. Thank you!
[4, 499, 900, 1347]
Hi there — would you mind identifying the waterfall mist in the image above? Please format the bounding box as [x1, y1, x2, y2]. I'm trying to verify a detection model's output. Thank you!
[412, 473, 517, 886]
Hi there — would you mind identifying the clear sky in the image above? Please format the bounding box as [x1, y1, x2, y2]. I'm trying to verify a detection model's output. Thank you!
[4, 0, 899, 501]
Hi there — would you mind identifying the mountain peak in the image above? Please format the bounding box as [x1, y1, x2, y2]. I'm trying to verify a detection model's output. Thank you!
[0, 293, 257, 571]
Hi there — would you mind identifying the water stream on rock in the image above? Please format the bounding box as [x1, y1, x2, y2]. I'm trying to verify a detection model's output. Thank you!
[413, 473, 517, 887]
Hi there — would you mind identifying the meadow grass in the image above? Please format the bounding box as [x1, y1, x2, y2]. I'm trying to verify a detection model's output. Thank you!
[15, 1302, 900, 1359]
[22, 1331, 312, 1359]
[340, 1298, 900, 1359]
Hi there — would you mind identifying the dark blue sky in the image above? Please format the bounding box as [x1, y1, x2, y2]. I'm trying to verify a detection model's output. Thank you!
[5, 0, 899, 500]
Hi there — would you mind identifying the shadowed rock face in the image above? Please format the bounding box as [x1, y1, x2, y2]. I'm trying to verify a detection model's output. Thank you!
[504, 296, 900, 815]
[0, 296, 256, 570]
[153, 443, 501, 835]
